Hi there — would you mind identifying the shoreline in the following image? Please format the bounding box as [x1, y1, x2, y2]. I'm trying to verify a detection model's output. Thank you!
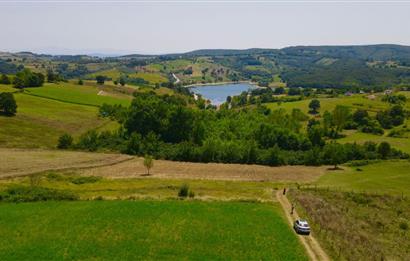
[184, 81, 259, 88]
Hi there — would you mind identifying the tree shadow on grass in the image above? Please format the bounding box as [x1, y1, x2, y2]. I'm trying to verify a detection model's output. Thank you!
[0, 111, 16, 117]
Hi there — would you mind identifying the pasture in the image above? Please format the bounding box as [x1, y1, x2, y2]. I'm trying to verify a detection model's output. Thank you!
[24, 82, 132, 107]
[267, 94, 391, 115]
[0, 93, 115, 148]
[0, 201, 307, 260]
[316, 160, 410, 196]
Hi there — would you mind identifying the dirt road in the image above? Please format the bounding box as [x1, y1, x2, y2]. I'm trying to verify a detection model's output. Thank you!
[276, 190, 330, 261]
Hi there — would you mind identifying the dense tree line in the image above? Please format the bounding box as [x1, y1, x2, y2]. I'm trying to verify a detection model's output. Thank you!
[59, 92, 408, 166]
[13, 69, 44, 88]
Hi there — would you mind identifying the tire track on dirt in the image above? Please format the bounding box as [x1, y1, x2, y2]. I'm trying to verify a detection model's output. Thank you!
[276, 189, 330, 261]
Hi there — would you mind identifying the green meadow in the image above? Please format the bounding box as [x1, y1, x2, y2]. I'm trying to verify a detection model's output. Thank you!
[339, 130, 410, 154]
[315, 160, 410, 196]
[0, 85, 119, 148]
[24, 82, 132, 107]
[0, 201, 307, 261]
[267, 94, 391, 115]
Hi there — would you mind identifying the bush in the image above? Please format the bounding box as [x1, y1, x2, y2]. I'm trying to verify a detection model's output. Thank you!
[0, 92, 17, 116]
[57, 133, 73, 149]
[399, 222, 408, 231]
[178, 184, 190, 198]
[70, 176, 101, 185]
[1, 186, 78, 202]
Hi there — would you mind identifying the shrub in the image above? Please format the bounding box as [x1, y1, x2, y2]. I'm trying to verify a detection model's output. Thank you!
[57, 133, 73, 149]
[188, 190, 195, 198]
[399, 222, 408, 231]
[70, 176, 101, 185]
[1, 186, 78, 202]
[0, 92, 17, 116]
[178, 184, 190, 198]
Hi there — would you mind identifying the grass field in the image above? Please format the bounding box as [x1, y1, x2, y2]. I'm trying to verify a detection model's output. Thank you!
[0, 201, 307, 260]
[315, 160, 410, 196]
[134, 72, 168, 84]
[0, 92, 115, 148]
[339, 130, 410, 154]
[267, 94, 391, 115]
[290, 189, 410, 260]
[24, 82, 132, 107]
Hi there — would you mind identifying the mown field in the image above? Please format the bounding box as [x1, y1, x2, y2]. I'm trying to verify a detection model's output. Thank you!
[0, 201, 307, 261]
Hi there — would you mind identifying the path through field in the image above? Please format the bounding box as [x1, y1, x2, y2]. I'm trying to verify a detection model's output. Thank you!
[276, 190, 330, 261]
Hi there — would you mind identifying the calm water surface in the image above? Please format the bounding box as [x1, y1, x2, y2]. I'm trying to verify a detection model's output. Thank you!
[189, 83, 256, 105]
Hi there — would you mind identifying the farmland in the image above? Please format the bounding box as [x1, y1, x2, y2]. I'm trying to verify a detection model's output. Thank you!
[0, 201, 308, 260]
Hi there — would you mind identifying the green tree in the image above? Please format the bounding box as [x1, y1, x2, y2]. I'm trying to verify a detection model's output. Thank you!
[77, 79, 83, 85]
[323, 142, 346, 169]
[143, 155, 154, 175]
[377, 142, 391, 159]
[47, 69, 56, 83]
[0, 74, 10, 84]
[332, 105, 351, 131]
[119, 77, 126, 86]
[308, 99, 320, 114]
[0, 92, 17, 116]
[13, 69, 44, 88]
[57, 133, 73, 149]
[96, 75, 105, 85]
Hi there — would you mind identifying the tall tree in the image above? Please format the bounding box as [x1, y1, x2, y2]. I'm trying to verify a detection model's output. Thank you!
[0, 92, 17, 116]
[308, 99, 320, 114]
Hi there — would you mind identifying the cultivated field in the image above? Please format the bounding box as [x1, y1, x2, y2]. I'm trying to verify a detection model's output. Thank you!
[0, 201, 308, 260]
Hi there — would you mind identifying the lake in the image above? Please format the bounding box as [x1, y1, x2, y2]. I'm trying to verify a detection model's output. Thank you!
[189, 83, 257, 105]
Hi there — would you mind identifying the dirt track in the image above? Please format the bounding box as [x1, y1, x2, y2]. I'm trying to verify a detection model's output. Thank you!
[276, 189, 330, 261]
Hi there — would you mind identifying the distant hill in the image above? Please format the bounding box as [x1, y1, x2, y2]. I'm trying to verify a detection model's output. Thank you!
[2, 44, 410, 89]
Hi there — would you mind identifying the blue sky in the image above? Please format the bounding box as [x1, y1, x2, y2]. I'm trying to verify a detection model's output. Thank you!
[1, 0, 410, 55]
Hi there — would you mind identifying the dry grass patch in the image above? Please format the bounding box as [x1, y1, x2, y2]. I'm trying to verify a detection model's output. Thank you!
[0, 149, 132, 178]
[78, 157, 327, 182]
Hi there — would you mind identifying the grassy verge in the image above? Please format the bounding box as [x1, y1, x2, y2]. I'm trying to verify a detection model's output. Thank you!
[0, 200, 307, 260]
[290, 189, 410, 260]
[0, 173, 281, 202]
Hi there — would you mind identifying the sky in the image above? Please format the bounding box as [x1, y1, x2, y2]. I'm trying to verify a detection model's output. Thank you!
[1, 0, 410, 55]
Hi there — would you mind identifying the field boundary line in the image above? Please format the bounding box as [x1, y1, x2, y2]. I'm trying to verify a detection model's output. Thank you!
[276, 189, 330, 261]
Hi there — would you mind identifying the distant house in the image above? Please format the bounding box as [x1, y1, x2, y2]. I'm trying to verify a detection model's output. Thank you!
[359, 90, 365, 94]
[345, 91, 353, 96]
